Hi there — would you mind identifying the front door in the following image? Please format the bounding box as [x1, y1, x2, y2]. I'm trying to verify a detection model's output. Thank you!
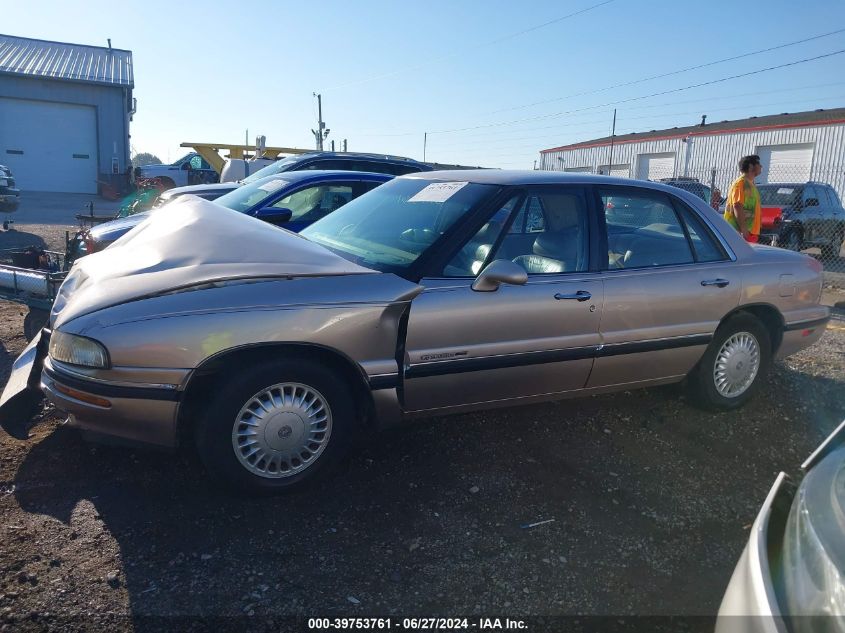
[402, 186, 604, 413]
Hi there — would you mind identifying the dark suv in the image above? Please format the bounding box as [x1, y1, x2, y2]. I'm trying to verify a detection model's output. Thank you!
[757, 182, 844, 259]
[153, 152, 432, 208]
[658, 177, 712, 203]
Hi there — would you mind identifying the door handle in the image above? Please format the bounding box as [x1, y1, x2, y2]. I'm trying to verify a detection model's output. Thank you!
[554, 290, 592, 302]
[701, 279, 730, 288]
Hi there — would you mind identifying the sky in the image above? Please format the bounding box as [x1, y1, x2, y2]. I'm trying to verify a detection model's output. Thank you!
[6, 0, 845, 168]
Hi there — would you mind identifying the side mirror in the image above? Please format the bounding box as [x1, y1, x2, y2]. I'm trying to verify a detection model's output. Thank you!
[180, 163, 190, 170]
[471, 259, 528, 292]
[253, 207, 293, 225]
[804, 198, 819, 207]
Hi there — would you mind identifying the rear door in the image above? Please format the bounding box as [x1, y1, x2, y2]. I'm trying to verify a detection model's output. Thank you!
[589, 185, 740, 388]
[402, 185, 604, 413]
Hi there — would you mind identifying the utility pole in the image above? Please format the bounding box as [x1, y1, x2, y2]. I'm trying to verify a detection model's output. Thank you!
[607, 109, 617, 176]
[423, 132, 427, 162]
[311, 93, 330, 151]
[343, 139, 347, 152]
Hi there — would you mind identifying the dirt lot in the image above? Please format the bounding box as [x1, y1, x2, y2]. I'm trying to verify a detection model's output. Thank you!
[0, 227, 843, 629]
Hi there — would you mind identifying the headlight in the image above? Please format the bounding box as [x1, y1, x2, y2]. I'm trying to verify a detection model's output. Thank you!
[781, 446, 845, 630]
[49, 330, 110, 368]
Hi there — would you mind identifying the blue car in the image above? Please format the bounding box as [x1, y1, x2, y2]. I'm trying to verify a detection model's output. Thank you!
[72, 170, 393, 259]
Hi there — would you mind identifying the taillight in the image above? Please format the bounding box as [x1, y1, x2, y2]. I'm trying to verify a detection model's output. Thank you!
[808, 257, 823, 274]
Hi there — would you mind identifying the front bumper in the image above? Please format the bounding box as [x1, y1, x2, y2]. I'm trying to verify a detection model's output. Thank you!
[0, 329, 185, 447]
[716, 473, 793, 633]
[41, 358, 182, 447]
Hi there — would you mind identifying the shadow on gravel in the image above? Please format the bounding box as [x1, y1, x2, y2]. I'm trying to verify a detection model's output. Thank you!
[8, 362, 845, 622]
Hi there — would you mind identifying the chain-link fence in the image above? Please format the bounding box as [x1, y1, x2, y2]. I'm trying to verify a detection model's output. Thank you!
[593, 163, 845, 274]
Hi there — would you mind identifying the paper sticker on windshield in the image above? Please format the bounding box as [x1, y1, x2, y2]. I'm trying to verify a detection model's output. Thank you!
[408, 182, 469, 203]
[777, 187, 794, 195]
[258, 179, 288, 193]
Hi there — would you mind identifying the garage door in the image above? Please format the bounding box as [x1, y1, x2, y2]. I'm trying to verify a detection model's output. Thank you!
[0, 98, 98, 194]
[636, 153, 676, 181]
[598, 163, 631, 178]
[757, 144, 813, 183]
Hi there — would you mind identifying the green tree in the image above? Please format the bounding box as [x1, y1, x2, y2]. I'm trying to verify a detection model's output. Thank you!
[131, 152, 163, 168]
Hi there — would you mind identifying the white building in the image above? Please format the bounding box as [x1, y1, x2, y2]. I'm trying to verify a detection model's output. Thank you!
[538, 108, 845, 197]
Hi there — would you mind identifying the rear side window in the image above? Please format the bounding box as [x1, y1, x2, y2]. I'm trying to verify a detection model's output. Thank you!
[601, 189, 693, 269]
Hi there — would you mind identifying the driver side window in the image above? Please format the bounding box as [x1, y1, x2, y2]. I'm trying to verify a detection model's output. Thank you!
[442, 187, 589, 276]
[271, 184, 353, 223]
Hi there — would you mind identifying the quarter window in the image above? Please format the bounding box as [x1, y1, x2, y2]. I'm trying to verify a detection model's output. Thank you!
[676, 205, 727, 263]
[602, 189, 694, 268]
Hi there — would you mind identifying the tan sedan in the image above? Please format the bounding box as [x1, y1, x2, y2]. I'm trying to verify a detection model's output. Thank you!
[0, 171, 830, 492]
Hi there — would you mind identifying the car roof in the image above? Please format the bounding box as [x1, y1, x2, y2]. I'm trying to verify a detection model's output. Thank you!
[756, 182, 806, 188]
[400, 169, 701, 192]
[244, 170, 393, 186]
[285, 151, 428, 165]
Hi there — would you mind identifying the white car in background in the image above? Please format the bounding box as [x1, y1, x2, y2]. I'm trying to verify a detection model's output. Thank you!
[134, 152, 218, 189]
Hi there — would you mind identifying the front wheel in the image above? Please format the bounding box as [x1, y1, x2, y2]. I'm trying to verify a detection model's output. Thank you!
[688, 314, 772, 411]
[783, 230, 803, 252]
[23, 308, 50, 342]
[194, 359, 358, 494]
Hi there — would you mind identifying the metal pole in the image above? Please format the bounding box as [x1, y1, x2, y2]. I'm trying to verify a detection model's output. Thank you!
[423, 132, 427, 162]
[343, 139, 347, 152]
[607, 109, 616, 175]
[331, 140, 335, 152]
[316, 94, 324, 151]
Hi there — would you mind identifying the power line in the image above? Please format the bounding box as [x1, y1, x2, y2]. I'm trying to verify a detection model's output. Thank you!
[424, 48, 845, 135]
[321, 0, 618, 91]
[357, 79, 845, 139]
[423, 94, 845, 150]
[488, 27, 845, 115]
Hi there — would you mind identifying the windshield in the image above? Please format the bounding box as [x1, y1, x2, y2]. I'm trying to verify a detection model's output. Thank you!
[213, 176, 293, 213]
[759, 185, 802, 207]
[300, 178, 497, 272]
[241, 155, 309, 184]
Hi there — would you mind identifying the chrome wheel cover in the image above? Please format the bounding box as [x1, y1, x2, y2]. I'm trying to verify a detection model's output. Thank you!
[713, 332, 761, 398]
[231, 382, 332, 479]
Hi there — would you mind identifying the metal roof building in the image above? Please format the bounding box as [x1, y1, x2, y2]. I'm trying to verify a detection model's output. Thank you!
[0, 34, 134, 194]
[537, 108, 845, 199]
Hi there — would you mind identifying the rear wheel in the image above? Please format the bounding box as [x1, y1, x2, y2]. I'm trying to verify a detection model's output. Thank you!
[194, 359, 358, 494]
[689, 314, 772, 411]
[822, 230, 843, 260]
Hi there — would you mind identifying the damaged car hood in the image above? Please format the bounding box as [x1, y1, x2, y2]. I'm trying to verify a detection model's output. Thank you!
[52, 196, 375, 327]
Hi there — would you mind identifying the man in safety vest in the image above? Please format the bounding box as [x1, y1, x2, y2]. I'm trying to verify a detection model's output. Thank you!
[724, 155, 763, 243]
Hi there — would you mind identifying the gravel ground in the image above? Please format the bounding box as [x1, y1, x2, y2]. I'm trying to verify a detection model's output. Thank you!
[0, 236, 843, 628]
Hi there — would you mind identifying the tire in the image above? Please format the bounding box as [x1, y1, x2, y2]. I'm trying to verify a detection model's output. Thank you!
[688, 313, 772, 411]
[822, 230, 843, 260]
[23, 308, 49, 342]
[194, 359, 358, 494]
[783, 229, 803, 252]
